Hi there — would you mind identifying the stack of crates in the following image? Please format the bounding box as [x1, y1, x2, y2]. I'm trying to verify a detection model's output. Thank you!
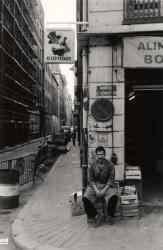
[121, 185, 139, 219]
[125, 165, 142, 202]
[88, 183, 122, 223]
[92, 196, 122, 222]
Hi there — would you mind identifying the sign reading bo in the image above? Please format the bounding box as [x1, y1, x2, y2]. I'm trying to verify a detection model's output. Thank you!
[123, 36, 163, 68]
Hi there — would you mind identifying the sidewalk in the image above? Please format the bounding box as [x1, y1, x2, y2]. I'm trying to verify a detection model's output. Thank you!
[12, 145, 163, 250]
[0, 139, 45, 162]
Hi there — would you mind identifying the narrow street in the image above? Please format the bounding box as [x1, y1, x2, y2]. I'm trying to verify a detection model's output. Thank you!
[1, 0, 163, 249]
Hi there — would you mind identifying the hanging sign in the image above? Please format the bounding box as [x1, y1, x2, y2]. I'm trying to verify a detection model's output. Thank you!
[123, 36, 163, 68]
[45, 28, 75, 64]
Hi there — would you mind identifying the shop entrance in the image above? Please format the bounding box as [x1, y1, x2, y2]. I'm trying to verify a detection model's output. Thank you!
[125, 68, 163, 205]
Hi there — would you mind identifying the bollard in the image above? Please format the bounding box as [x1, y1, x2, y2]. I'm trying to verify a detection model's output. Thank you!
[0, 169, 19, 209]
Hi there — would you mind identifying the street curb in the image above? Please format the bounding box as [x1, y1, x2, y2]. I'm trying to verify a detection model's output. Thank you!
[12, 216, 63, 250]
[11, 155, 65, 250]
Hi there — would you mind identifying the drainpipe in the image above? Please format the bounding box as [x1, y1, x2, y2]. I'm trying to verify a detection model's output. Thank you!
[111, 39, 118, 165]
[82, 0, 88, 31]
[82, 48, 88, 195]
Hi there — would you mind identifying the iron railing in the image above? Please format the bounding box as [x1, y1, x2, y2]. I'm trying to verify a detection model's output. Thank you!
[0, 155, 36, 185]
[123, 0, 163, 24]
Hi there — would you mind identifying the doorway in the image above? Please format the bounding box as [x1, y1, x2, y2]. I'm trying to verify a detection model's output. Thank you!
[125, 68, 163, 205]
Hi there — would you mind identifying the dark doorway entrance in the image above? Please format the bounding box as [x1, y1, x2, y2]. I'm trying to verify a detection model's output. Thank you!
[125, 69, 163, 205]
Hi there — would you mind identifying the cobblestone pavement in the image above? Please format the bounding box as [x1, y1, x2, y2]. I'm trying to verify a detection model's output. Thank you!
[0, 183, 40, 250]
[12, 145, 163, 250]
[0, 154, 57, 250]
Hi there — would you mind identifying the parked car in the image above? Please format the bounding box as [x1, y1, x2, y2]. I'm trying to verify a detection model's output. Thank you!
[60, 126, 72, 142]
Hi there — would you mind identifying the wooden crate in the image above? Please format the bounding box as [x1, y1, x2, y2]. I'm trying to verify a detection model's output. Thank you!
[125, 179, 142, 202]
[121, 193, 140, 219]
[125, 166, 142, 202]
[125, 166, 141, 180]
[92, 196, 122, 222]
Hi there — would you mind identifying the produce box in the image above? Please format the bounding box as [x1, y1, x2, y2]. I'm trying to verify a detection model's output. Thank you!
[125, 166, 141, 180]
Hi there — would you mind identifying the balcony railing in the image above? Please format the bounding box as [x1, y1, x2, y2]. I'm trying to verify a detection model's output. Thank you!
[123, 0, 163, 24]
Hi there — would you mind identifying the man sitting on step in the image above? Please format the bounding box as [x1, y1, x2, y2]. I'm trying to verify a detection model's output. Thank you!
[83, 146, 118, 227]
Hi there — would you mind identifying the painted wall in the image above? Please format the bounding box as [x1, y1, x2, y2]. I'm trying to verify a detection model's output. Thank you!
[87, 0, 123, 31]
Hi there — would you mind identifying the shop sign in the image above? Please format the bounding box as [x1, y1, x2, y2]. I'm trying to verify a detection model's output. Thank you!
[123, 36, 163, 68]
[44, 28, 75, 64]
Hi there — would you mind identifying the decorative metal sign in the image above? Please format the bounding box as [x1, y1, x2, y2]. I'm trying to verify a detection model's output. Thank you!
[44, 28, 75, 64]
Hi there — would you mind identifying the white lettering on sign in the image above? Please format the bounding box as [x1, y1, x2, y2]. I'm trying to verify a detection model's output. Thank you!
[123, 37, 163, 68]
[96, 85, 117, 96]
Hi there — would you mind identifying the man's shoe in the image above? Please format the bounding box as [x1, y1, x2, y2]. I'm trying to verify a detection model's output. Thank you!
[107, 216, 114, 225]
[94, 214, 103, 228]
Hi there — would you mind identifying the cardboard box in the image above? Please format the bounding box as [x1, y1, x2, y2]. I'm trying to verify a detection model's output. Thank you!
[69, 191, 85, 216]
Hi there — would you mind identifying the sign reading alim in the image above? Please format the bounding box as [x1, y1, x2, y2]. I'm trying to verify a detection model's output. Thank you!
[123, 36, 163, 68]
[45, 28, 75, 64]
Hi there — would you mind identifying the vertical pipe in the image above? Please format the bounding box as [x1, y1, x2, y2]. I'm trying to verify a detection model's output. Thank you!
[111, 42, 114, 155]
[82, 0, 88, 31]
[82, 48, 88, 195]
[82, 48, 88, 130]
[111, 39, 118, 165]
